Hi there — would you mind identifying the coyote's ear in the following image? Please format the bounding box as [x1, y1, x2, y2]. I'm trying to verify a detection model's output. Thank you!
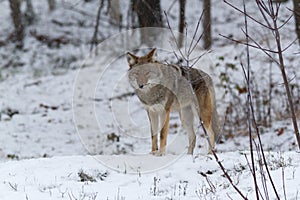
[147, 48, 157, 60]
[126, 52, 138, 68]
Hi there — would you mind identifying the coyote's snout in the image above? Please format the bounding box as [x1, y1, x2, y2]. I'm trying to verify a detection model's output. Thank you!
[126, 48, 219, 155]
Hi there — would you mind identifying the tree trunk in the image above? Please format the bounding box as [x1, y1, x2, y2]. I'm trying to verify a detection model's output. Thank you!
[48, 0, 56, 11]
[135, 0, 163, 45]
[25, 0, 35, 25]
[109, 0, 122, 29]
[294, 0, 300, 45]
[203, 0, 212, 49]
[178, 0, 186, 48]
[9, 0, 24, 48]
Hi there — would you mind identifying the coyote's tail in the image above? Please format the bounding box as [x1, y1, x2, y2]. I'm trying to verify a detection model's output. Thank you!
[212, 107, 220, 142]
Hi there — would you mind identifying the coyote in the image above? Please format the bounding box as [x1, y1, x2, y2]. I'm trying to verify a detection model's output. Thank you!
[126, 48, 219, 155]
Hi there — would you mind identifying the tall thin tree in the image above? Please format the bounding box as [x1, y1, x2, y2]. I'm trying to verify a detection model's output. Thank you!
[294, 0, 300, 45]
[9, 0, 24, 48]
[135, 0, 163, 45]
[203, 0, 212, 49]
[25, 0, 35, 25]
[178, 0, 186, 48]
[48, 0, 56, 11]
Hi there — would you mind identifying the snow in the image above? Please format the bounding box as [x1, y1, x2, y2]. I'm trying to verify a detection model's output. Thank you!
[0, 0, 299, 199]
[0, 152, 299, 199]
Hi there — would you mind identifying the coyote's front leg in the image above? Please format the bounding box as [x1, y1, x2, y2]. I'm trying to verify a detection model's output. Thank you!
[147, 109, 158, 154]
[157, 108, 170, 156]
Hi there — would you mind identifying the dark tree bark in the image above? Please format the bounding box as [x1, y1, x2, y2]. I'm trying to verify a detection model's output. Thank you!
[294, 0, 300, 45]
[9, 0, 24, 48]
[25, 0, 35, 25]
[178, 0, 186, 48]
[48, 0, 56, 11]
[135, 0, 163, 45]
[203, 0, 212, 49]
[90, 0, 105, 53]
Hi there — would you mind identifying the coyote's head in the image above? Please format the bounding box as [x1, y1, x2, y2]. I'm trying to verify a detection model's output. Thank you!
[126, 48, 162, 90]
[126, 48, 157, 68]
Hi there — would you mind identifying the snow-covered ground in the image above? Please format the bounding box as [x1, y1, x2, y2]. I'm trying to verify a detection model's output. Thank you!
[0, 0, 299, 199]
[0, 152, 299, 200]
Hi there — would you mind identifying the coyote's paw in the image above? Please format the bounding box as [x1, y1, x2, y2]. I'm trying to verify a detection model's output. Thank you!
[150, 150, 157, 155]
[156, 149, 166, 156]
[150, 148, 165, 156]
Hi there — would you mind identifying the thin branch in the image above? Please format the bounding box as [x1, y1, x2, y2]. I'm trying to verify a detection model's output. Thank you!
[244, 154, 265, 200]
[282, 166, 287, 200]
[243, 2, 259, 198]
[240, 62, 260, 200]
[206, 137, 248, 199]
[170, 43, 182, 64]
[90, 0, 105, 53]
[224, 0, 274, 31]
[165, 0, 177, 15]
[185, 21, 188, 57]
[250, 88, 281, 200]
[278, 13, 293, 30]
[219, 33, 278, 54]
[188, 51, 210, 62]
[240, 29, 280, 65]
[256, 0, 273, 28]
[189, 15, 207, 55]
[164, 11, 186, 62]
[190, 50, 212, 68]
[255, 142, 270, 200]
[282, 37, 298, 52]
[187, 10, 205, 55]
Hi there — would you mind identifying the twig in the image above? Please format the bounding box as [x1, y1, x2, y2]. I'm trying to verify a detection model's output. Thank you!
[209, 147, 248, 199]
[190, 50, 211, 68]
[165, 0, 177, 15]
[187, 10, 205, 55]
[282, 166, 287, 200]
[244, 154, 265, 200]
[242, 2, 259, 199]
[164, 10, 186, 62]
[90, 0, 105, 53]
[223, 0, 274, 30]
[108, 92, 135, 101]
[219, 33, 279, 54]
[255, 142, 270, 199]
[8, 182, 18, 191]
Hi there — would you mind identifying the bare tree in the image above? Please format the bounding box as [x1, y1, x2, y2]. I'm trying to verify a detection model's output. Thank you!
[135, 0, 163, 45]
[294, 0, 300, 45]
[203, 0, 212, 49]
[9, 0, 24, 48]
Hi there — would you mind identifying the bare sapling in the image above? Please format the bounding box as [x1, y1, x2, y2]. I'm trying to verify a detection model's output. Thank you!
[223, 0, 300, 150]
